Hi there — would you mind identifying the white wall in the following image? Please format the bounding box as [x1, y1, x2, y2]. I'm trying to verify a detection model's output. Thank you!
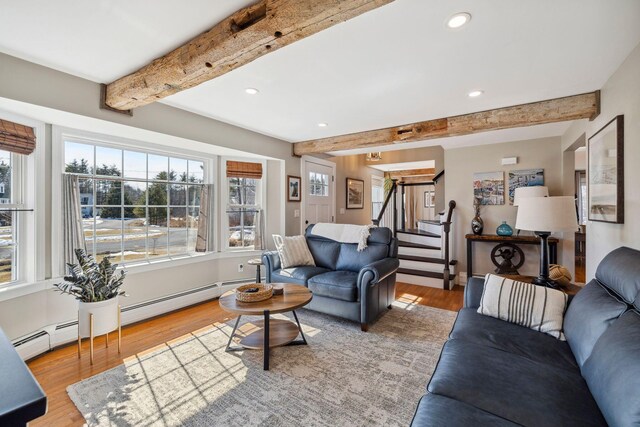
[561, 42, 640, 279]
[444, 137, 565, 280]
[0, 53, 300, 340]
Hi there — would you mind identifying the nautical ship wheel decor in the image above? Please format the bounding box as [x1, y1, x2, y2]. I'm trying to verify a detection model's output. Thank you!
[491, 243, 525, 275]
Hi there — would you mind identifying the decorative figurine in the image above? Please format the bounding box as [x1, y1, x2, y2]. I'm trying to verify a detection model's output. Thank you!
[471, 197, 484, 235]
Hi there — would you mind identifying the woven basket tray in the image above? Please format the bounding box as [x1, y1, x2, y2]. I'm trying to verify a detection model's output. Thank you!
[235, 284, 273, 303]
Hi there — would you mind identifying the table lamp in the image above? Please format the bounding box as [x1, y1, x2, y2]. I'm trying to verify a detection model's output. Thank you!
[515, 196, 578, 288]
[513, 186, 549, 206]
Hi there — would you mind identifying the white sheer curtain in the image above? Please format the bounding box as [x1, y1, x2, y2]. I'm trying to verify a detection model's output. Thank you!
[62, 174, 86, 265]
[254, 208, 266, 250]
[196, 184, 212, 252]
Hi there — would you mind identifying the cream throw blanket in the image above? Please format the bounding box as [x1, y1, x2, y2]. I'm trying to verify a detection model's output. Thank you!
[310, 223, 375, 252]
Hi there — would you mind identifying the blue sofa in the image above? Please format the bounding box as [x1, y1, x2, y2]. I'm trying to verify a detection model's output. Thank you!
[411, 246, 640, 427]
[262, 225, 399, 331]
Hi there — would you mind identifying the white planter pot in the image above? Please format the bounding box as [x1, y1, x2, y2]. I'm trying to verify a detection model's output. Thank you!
[78, 297, 119, 338]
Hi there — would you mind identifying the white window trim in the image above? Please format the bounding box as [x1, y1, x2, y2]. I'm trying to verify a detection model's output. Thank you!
[220, 156, 267, 252]
[51, 126, 217, 277]
[0, 110, 45, 293]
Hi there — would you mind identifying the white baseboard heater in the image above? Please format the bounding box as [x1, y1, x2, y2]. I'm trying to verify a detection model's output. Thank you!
[12, 277, 258, 361]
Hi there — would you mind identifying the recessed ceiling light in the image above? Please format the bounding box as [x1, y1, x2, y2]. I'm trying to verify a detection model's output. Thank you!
[318, 122, 328, 127]
[447, 12, 471, 29]
[245, 88, 259, 95]
[468, 90, 484, 98]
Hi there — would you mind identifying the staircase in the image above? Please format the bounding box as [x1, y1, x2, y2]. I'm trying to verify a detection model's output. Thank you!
[372, 177, 456, 290]
[396, 219, 457, 289]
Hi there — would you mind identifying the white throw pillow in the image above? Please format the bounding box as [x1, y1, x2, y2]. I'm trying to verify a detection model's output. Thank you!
[272, 235, 316, 269]
[477, 274, 569, 340]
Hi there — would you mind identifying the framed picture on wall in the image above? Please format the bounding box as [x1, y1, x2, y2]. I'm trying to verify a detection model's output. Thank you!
[588, 115, 624, 223]
[473, 171, 505, 205]
[346, 178, 364, 209]
[508, 169, 544, 204]
[424, 191, 434, 208]
[287, 175, 301, 202]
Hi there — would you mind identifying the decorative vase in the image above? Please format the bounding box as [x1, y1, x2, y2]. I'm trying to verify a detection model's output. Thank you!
[471, 215, 484, 235]
[496, 221, 514, 237]
[78, 297, 119, 338]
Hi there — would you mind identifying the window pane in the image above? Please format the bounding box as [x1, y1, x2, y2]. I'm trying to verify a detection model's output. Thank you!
[187, 206, 199, 252]
[123, 208, 147, 263]
[170, 158, 188, 182]
[227, 209, 242, 247]
[96, 180, 121, 208]
[79, 179, 93, 206]
[0, 212, 16, 284]
[242, 211, 256, 247]
[188, 160, 204, 183]
[82, 216, 95, 258]
[169, 184, 186, 206]
[187, 185, 201, 207]
[95, 146, 122, 176]
[148, 154, 168, 180]
[124, 151, 146, 179]
[169, 207, 187, 254]
[0, 151, 11, 204]
[95, 218, 123, 263]
[229, 184, 241, 205]
[243, 185, 256, 205]
[148, 207, 168, 258]
[147, 182, 167, 206]
[65, 141, 94, 174]
[124, 181, 146, 206]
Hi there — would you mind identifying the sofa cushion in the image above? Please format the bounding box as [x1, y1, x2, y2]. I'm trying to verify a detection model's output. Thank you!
[308, 271, 359, 302]
[428, 339, 606, 427]
[306, 238, 340, 270]
[564, 279, 628, 366]
[478, 274, 568, 339]
[411, 393, 519, 427]
[450, 308, 579, 372]
[271, 266, 330, 285]
[273, 235, 316, 269]
[595, 246, 640, 303]
[336, 244, 389, 272]
[582, 311, 640, 427]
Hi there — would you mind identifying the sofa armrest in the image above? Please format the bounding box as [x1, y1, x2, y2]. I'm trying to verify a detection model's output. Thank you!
[262, 251, 281, 282]
[464, 276, 486, 309]
[358, 257, 400, 288]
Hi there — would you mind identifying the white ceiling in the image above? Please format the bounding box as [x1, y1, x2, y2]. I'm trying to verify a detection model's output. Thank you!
[1, 0, 639, 153]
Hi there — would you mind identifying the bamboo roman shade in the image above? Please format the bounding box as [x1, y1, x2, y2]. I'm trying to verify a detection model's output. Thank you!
[0, 119, 36, 155]
[226, 160, 263, 179]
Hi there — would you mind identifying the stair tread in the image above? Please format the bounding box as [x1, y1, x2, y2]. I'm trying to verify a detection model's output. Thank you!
[398, 241, 441, 250]
[397, 228, 441, 238]
[397, 268, 457, 279]
[398, 255, 458, 265]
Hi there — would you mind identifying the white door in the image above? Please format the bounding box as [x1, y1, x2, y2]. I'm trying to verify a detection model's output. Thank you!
[303, 158, 335, 231]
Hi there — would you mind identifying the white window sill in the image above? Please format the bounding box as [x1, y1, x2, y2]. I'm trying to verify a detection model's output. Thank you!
[0, 250, 264, 302]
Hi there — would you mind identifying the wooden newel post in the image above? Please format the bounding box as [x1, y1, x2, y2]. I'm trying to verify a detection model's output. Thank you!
[442, 200, 456, 290]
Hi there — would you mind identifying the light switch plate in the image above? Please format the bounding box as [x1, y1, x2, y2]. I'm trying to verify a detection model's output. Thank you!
[294, 209, 300, 218]
[340, 208, 345, 214]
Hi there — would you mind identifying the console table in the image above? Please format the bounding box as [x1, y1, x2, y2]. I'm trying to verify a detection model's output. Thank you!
[0, 327, 47, 425]
[465, 234, 558, 279]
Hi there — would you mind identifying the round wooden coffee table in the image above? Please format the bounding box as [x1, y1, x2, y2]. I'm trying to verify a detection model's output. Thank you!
[219, 283, 312, 370]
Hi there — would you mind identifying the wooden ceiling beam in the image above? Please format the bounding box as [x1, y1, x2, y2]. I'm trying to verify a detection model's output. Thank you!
[293, 91, 600, 155]
[384, 168, 435, 180]
[104, 0, 394, 111]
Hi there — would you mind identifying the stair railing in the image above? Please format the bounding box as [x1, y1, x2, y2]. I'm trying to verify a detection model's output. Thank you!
[441, 200, 456, 290]
[372, 180, 397, 231]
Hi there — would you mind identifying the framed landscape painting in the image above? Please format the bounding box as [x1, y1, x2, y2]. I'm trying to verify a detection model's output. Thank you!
[473, 171, 504, 205]
[588, 115, 624, 223]
[346, 178, 364, 209]
[508, 169, 544, 204]
[287, 175, 301, 202]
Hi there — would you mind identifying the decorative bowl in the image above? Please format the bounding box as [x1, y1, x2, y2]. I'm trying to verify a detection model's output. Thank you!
[235, 284, 273, 303]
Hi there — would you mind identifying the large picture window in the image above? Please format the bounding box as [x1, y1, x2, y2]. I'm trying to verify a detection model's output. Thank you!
[64, 140, 207, 263]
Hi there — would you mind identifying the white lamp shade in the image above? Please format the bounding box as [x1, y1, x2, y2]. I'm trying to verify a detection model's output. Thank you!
[515, 196, 578, 232]
[513, 186, 549, 206]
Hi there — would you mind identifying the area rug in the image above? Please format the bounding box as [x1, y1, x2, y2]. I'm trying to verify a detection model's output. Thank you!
[68, 300, 456, 426]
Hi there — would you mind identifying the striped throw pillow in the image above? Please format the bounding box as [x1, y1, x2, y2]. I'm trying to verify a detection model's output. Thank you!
[272, 235, 316, 269]
[478, 274, 569, 340]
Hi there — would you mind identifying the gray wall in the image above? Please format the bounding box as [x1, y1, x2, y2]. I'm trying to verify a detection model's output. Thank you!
[560, 41, 640, 279]
[0, 53, 301, 339]
[444, 137, 565, 280]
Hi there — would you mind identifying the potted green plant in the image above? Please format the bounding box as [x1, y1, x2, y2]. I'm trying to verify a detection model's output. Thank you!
[54, 249, 126, 339]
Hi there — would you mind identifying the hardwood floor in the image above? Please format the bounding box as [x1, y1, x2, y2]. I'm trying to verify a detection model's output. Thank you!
[27, 283, 464, 426]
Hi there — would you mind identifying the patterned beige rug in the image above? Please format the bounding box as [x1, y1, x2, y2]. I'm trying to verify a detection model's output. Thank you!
[68, 300, 456, 426]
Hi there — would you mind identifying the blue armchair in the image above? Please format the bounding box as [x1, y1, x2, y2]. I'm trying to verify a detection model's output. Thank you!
[263, 225, 399, 331]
